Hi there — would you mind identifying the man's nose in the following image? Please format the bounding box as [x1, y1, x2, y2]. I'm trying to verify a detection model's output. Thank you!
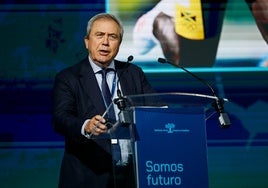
[102, 35, 109, 45]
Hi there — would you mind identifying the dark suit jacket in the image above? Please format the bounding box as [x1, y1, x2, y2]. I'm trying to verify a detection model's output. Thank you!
[52, 57, 155, 186]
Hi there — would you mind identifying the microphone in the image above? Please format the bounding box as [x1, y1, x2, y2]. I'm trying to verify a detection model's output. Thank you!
[158, 58, 231, 128]
[113, 55, 134, 125]
[116, 55, 133, 98]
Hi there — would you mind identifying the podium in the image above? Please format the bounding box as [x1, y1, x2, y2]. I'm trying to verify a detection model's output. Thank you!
[94, 92, 228, 188]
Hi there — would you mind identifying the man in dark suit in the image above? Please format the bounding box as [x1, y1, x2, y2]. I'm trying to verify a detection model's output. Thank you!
[52, 13, 155, 188]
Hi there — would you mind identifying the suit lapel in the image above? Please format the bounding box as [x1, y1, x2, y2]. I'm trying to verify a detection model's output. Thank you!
[79, 59, 106, 114]
[115, 61, 134, 96]
[78, 60, 112, 153]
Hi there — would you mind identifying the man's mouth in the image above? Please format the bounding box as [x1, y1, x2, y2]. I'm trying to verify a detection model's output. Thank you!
[99, 50, 109, 55]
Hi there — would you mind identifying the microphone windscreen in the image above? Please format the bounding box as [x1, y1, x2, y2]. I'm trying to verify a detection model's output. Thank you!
[158, 58, 166, 64]
[128, 55, 134, 62]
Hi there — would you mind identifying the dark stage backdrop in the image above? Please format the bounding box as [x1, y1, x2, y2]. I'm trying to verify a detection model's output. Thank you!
[0, 1, 268, 187]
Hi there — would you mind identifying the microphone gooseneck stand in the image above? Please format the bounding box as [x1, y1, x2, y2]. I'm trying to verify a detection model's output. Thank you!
[157, 58, 231, 128]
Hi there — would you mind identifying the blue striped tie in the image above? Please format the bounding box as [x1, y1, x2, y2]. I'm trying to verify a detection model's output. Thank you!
[99, 68, 116, 121]
[99, 68, 121, 163]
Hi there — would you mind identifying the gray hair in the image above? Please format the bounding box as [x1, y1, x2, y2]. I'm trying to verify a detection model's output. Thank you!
[85, 13, 124, 42]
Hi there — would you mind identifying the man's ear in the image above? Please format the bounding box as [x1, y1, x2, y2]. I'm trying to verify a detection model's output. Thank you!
[84, 37, 89, 49]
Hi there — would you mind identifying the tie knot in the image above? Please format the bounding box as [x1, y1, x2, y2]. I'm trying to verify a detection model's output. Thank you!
[99, 68, 114, 78]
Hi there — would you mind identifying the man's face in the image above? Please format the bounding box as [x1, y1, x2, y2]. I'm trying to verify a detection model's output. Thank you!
[84, 18, 121, 67]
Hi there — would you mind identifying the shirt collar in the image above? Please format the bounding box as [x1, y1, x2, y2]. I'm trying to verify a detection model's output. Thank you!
[88, 55, 115, 74]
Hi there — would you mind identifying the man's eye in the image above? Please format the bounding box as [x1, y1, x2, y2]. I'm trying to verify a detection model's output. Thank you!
[109, 35, 119, 40]
[96, 33, 103, 38]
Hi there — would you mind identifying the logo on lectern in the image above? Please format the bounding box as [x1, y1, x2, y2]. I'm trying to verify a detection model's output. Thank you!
[154, 123, 190, 134]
